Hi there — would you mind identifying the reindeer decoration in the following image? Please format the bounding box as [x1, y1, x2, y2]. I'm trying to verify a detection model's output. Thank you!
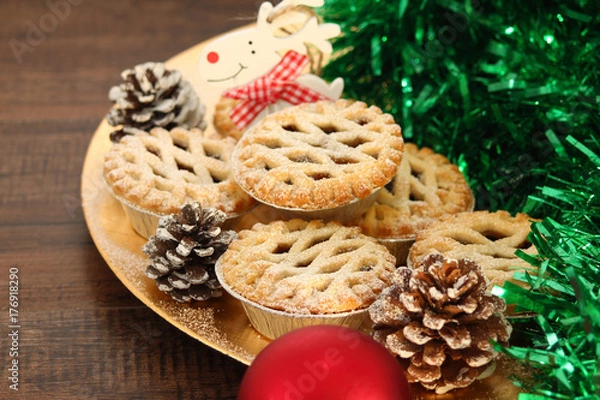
[198, 0, 344, 131]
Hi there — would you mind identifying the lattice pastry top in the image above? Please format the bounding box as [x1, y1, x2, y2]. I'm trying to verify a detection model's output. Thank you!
[103, 127, 256, 216]
[213, 97, 243, 141]
[407, 210, 538, 287]
[219, 219, 397, 314]
[231, 100, 404, 210]
[353, 143, 474, 240]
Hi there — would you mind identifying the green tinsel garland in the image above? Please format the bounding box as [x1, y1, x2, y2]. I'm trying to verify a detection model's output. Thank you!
[319, 0, 599, 213]
[492, 135, 600, 399]
[317, 0, 600, 398]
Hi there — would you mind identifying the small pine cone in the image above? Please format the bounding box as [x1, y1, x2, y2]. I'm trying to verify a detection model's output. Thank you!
[369, 253, 512, 394]
[143, 202, 236, 303]
[107, 62, 207, 142]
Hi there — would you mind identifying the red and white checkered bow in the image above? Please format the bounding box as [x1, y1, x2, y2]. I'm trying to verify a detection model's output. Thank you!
[222, 50, 330, 130]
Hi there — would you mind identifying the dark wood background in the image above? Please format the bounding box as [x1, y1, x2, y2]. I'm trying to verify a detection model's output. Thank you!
[0, 1, 263, 398]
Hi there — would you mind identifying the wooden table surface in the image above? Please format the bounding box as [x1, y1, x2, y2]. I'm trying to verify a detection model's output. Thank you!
[0, 1, 261, 398]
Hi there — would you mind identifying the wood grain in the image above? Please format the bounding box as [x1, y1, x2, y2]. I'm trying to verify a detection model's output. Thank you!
[0, 1, 258, 398]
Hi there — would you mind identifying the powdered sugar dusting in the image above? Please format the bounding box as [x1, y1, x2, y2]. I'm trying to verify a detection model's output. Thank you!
[82, 130, 263, 366]
[154, 298, 255, 363]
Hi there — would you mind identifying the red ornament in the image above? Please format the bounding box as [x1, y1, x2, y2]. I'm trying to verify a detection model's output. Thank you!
[238, 325, 413, 400]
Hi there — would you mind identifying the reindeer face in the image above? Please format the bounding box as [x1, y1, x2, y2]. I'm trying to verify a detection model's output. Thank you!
[198, 28, 282, 88]
[198, 1, 340, 89]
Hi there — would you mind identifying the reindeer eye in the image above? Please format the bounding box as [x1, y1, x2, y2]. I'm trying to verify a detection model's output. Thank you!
[248, 41, 253, 45]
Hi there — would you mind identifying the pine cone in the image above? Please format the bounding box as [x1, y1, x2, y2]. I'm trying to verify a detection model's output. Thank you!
[107, 62, 207, 142]
[369, 253, 512, 394]
[143, 202, 236, 303]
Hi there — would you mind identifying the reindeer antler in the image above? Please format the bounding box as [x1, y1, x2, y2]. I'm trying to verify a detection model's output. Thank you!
[257, 0, 340, 55]
[269, 0, 325, 20]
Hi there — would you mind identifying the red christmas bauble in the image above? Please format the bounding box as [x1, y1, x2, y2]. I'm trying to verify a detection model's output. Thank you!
[238, 325, 413, 400]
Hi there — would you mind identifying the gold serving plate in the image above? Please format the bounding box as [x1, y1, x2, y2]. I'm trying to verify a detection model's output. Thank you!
[81, 29, 526, 400]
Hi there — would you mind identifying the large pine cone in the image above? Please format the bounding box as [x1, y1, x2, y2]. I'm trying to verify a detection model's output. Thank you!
[369, 253, 512, 394]
[143, 202, 236, 303]
[107, 62, 207, 142]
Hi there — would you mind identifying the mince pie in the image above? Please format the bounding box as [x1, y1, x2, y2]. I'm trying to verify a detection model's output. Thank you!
[103, 127, 256, 217]
[213, 97, 244, 141]
[218, 219, 397, 315]
[407, 210, 538, 287]
[354, 143, 474, 240]
[231, 99, 404, 211]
